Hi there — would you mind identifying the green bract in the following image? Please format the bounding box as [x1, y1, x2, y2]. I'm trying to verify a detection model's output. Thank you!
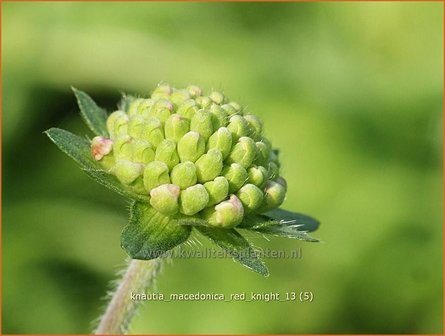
[46, 84, 320, 276]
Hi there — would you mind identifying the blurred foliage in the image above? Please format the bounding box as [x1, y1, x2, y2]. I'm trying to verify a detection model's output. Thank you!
[2, 2, 443, 334]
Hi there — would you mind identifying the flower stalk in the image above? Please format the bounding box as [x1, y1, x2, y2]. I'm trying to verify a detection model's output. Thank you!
[95, 258, 162, 334]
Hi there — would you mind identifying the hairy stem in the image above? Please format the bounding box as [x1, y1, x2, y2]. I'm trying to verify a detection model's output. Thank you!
[95, 258, 162, 334]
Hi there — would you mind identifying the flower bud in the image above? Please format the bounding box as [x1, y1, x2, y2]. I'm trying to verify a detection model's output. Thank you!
[274, 176, 287, 191]
[195, 149, 223, 183]
[112, 160, 144, 185]
[165, 114, 190, 142]
[149, 184, 180, 216]
[91, 136, 113, 161]
[187, 85, 202, 97]
[227, 136, 257, 168]
[190, 110, 214, 140]
[244, 114, 263, 141]
[149, 99, 173, 122]
[132, 140, 155, 164]
[139, 117, 165, 147]
[113, 135, 133, 161]
[202, 195, 244, 228]
[221, 103, 238, 117]
[222, 163, 248, 193]
[176, 99, 198, 119]
[209, 105, 229, 129]
[236, 183, 264, 213]
[106, 111, 129, 137]
[204, 176, 229, 206]
[155, 139, 179, 170]
[127, 115, 146, 139]
[143, 161, 171, 192]
[227, 115, 249, 141]
[195, 96, 212, 109]
[170, 161, 197, 190]
[262, 180, 286, 211]
[209, 91, 225, 105]
[254, 141, 271, 166]
[128, 98, 143, 116]
[179, 184, 209, 216]
[207, 127, 233, 159]
[267, 161, 280, 179]
[170, 89, 191, 106]
[247, 165, 268, 188]
[229, 101, 242, 112]
[151, 83, 173, 99]
[177, 131, 206, 163]
[136, 99, 155, 118]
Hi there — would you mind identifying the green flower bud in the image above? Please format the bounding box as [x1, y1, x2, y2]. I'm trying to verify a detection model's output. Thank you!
[227, 115, 249, 141]
[170, 161, 197, 189]
[143, 161, 170, 192]
[179, 184, 209, 216]
[227, 136, 257, 168]
[136, 99, 155, 118]
[155, 139, 179, 170]
[209, 105, 228, 129]
[236, 183, 264, 213]
[151, 83, 173, 99]
[132, 140, 155, 164]
[202, 195, 244, 228]
[149, 99, 173, 122]
[267, 161, 280, 179]
[112, 160, 144, 185]
[106, 111, 129, 137]
[187, 84, 202, 97]
[190, 109, 214, 140]
[195, 149, 223, 183]
[177, 131, 206, 163]
[274, 176, 287, 191]
[149, 184, 180, 216]
[244, 114, 263, 141]
[176, 99, 198, 119]
[229, 101, 242, 113]
[222, 163, 248, 193]
[262, 180, 286, 211]
[127, 115, 146, 139]
[204, 176, 229, 206]
[140, 117, 165, 147]
[165, 114, 190, 142]
[128, 98, 144, 116]
[170, 89, 191, 106]
[113, 135, 133, 161]
[207, 127, 233, 159]
[209, 91, 225, 105]
[254, 141, 271, 166]
[195, 96, 212, 109]
[221, 103, 238, 117]
[247, 165, 268, 188]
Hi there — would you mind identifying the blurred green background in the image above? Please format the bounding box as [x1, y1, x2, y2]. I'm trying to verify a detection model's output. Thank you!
[2, 2, 443, 334]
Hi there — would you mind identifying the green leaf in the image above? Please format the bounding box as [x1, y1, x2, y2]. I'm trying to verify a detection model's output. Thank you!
[72, 87, 109, 136]
[45, 128, 148, 201]
[264, 208, 320, 232]
[196, 226, 269, 276]
[122, 202, 192, 259]
[238, 209, 320, 242]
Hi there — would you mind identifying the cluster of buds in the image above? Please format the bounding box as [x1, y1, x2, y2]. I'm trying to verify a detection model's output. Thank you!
[91, 84, 287, 228]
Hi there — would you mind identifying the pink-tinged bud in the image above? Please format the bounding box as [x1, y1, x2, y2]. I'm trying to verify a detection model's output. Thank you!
[91, 136, 113, 161]
[149, 184, 180, 216]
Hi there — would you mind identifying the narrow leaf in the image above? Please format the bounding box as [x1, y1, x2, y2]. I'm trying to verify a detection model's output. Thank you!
[72, 87, 109, 136]
[264, 208, 320, 232]
[196, 226, 269, 276]
[122, 202, 192, 260]
[45, 128, 148, 201]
